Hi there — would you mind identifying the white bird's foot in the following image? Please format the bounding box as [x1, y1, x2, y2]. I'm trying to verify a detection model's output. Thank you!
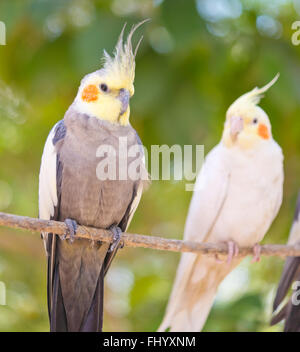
[226, 240, 239, 264]
[252, 243, 261, 263]
[215, 240, 239, 264]
[62, 218, 78, 243]
[109, 226, 124, 252]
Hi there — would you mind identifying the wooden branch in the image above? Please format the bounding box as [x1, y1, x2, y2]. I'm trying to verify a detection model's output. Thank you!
[0, 211, 299, 259]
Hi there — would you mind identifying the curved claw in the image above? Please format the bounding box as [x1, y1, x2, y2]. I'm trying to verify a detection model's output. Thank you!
[252, 243, 261, 263]
[109, 226, 123, 252]
[63, 218, 78, 243]
[227, 240, 239, 264]
[215, 240, 239, 264]
[60, 233, 67, 241]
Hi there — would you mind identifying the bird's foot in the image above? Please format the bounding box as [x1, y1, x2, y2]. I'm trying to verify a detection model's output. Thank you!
[215, 240, 239, 264]
[251, 243, 261, 263]
[62, 218, 78, 243]
[227, 240, 239, 264]
[109, 226, 124, 252]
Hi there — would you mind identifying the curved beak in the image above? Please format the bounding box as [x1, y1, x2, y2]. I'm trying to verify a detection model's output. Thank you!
[118, 89, 130, 116]
[230, 115, 244, 142]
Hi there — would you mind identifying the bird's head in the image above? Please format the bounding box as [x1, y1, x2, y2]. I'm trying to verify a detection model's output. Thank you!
[222, 73, 279, 149]
[73, 20, 148, 126]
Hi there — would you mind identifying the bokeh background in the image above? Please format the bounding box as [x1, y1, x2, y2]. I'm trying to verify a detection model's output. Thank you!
[0, 0, 299, 332]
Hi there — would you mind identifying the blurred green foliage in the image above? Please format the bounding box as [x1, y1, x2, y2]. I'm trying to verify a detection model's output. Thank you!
[0, 0, 299, 331]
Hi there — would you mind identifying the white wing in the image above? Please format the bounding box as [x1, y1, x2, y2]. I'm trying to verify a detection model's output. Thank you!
[184, 143, 230, 243]
[124, 182, 143, 230]
[123, 134, 148, 230]
[39, 124, 58, 221]
[158, 144, 230, 331]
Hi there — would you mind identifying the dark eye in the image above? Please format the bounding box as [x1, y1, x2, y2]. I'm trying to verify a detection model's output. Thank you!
[100, 83, 108, 92]
[253, 118, 258, 124]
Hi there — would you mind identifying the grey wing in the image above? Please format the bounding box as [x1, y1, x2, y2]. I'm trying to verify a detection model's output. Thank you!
[272, 193, 300, 330]
[284, 300, 300, 332]
[118, 130, 146, 231]
[273, 257, 300, 312]
[104, 131, 146, 275]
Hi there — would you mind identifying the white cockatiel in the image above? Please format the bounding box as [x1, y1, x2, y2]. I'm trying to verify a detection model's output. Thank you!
[158, 74, 284, 332]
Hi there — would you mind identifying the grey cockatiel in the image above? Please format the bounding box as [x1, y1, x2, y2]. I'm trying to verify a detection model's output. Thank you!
[39, 22, 148, 332]
[158, 75, 283, 332]
[271, 192, 300, 331]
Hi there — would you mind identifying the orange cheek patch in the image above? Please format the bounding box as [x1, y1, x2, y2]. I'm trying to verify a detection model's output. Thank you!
[82, 84, 99, 102]
[258, 123, 270, 139]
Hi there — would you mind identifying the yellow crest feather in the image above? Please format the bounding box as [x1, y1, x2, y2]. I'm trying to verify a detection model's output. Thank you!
[227, 73, 279, 117]
[101, 19, 150, 87]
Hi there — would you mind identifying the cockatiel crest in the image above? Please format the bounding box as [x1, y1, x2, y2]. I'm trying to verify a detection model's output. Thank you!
[223, 73, 280, 149]
[74, 19, 149, 126]
[102, 21, 146, 93]
[226, 73, 279, 118]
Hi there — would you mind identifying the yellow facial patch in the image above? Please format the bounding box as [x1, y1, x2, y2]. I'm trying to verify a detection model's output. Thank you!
[258, 123, 269, 140]
[82, 84, 99, 102]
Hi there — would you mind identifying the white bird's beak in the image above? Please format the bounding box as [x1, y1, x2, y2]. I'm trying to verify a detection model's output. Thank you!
[230, 116, 244, 142]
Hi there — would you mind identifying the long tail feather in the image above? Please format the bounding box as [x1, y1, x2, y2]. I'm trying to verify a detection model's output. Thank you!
[158, 254, 240, 332]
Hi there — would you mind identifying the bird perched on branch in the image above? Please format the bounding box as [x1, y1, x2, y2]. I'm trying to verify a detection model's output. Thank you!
[158, 74, 284, 332]
[39, 21, 149, 332]
[271, 192, 300, 331]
